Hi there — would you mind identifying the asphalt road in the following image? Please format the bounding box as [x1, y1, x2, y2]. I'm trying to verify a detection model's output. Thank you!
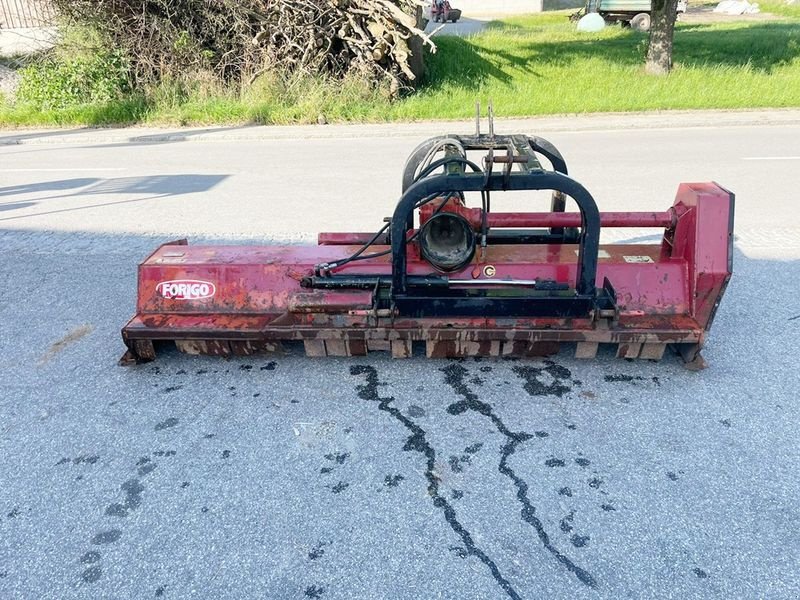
[1, 115, 799, 599]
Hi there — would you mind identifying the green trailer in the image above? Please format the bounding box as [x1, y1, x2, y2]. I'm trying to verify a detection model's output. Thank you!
[578, 0, 688, 31]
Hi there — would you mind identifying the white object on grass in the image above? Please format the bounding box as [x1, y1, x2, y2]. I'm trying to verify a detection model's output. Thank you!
[714, 0, 761, 14]
[577, 13, 606, 32]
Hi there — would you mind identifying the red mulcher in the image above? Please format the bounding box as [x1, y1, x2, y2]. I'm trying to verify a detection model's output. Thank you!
[120, 120, 733, 369]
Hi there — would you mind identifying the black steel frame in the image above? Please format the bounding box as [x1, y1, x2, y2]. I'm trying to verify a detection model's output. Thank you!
[310, 133, 617, 319]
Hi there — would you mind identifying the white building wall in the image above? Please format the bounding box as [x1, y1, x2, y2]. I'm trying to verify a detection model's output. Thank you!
[453, 0, 545, 15]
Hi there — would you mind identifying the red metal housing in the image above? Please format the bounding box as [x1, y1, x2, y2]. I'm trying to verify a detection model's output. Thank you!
[121, 182, 733, 367]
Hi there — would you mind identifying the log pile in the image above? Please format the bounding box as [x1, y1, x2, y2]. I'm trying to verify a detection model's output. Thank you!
[251, 0, 436, 91]
[52, 0, 437, 93]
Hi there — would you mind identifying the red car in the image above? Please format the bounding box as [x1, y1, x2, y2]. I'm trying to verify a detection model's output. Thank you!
[431, 1, 462, 23]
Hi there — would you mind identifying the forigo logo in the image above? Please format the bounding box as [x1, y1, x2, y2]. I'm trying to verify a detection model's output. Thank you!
[156, 280, 216, 300]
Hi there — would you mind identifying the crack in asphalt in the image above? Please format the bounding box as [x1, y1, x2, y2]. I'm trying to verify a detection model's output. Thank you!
[441, 363, 597, 589]
[349, 365, 523, 600]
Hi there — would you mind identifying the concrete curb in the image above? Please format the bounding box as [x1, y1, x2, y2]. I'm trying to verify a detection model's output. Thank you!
[2, 109, 800, 145]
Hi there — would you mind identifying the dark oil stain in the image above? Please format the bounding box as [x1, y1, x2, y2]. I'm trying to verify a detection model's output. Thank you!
[451, 489, 464, 500]
[60, 455, 98, 469]
[575, 458, 591, 468]
[330, 482, 349, 494]
[201, 507, 209, 513]
[308, 541, 328, 560]
[566, 424, 577, 430]
[81, 565, 102, 584]
[155, 585, 167, 596]
[320, 467, 334, 475]
[545, 458, 566, 468]
[106, 504, 128, 518]
[720, 419, 731, 428]
[667, 471, 679, 481]
[105, 479, 146, 517]
[203, 433, 215, 439]
[181, 482, 190, 488]
[253, 393, 261, 398]
[449, 455, 468, 473]
[479, 366, 493, 373]
[441, 363, 596, 589]
[153, 450, 176, 457]
[512, 362, 574, 397]
[344, 427, 353, 434]
[222, 450, 231, 459]
[559, 487, 573, 497]
[196, 369, 208, 374]
[384, 475, 404, 487]
[138, 463, 157, 477]
[604, 374, 642, 383]
[240, 364, 253, 371]
[407, 405, 426, 418]
[464, 442, 483, 454]
[351, 364, 526, 599]
[601, 504, 616, 512]
[91, 530, 122, 545]
[261, 362, 277, 371]
[291, 400, 299, 404]
[7, 507, 20, 518]
[693, 568, 709, 579]
[571, 534, 590, 548]
[324, 452, 350, 464]
[305, 585, 325, 598]
[0, 571, 6, 578]
[560, 512, 574, 533]
[162, 386, 182, 394]
[155, 418, 179, 431]
[136, 457, 151, 466]
[80, 551, 100, 564]
[534, 431, 549, 438]
[588, 477, 603, 489]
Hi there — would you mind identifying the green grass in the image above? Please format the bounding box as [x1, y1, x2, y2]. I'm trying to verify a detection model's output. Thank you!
[759, 0, 800, 18]
[2, 11, 800, 127]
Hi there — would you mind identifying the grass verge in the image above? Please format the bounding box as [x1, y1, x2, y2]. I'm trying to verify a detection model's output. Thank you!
[1, 10, 799, 127]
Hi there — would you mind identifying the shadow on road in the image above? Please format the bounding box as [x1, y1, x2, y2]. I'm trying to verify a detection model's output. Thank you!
[0, 174, 229, 220]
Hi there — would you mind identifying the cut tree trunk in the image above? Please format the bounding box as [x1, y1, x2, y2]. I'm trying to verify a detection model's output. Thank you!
[646, 0, 679, 75]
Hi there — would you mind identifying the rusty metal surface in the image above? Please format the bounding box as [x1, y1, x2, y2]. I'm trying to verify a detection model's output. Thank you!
[418, 203, 676, 229]
[122, 185, 732, 365]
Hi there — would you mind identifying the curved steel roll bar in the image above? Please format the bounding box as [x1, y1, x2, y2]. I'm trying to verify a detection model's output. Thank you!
[390, 170, 602, 298]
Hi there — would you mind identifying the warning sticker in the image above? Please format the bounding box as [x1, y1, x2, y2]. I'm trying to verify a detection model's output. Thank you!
[575, 250, 611, 259]
[623, 255, 654, 263]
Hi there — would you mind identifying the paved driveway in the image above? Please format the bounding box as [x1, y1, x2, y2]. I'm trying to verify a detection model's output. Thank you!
[1, 114, 799, 599]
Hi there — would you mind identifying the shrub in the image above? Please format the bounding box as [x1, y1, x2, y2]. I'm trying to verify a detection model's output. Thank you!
[17, 48, 131, 109]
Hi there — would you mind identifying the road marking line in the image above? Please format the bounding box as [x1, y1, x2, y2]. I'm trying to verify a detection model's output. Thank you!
[0, 168, 126, 172]
[742, 156, 800, 161]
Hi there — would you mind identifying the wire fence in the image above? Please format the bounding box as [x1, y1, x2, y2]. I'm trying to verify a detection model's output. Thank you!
[0, 0, 55, 29]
